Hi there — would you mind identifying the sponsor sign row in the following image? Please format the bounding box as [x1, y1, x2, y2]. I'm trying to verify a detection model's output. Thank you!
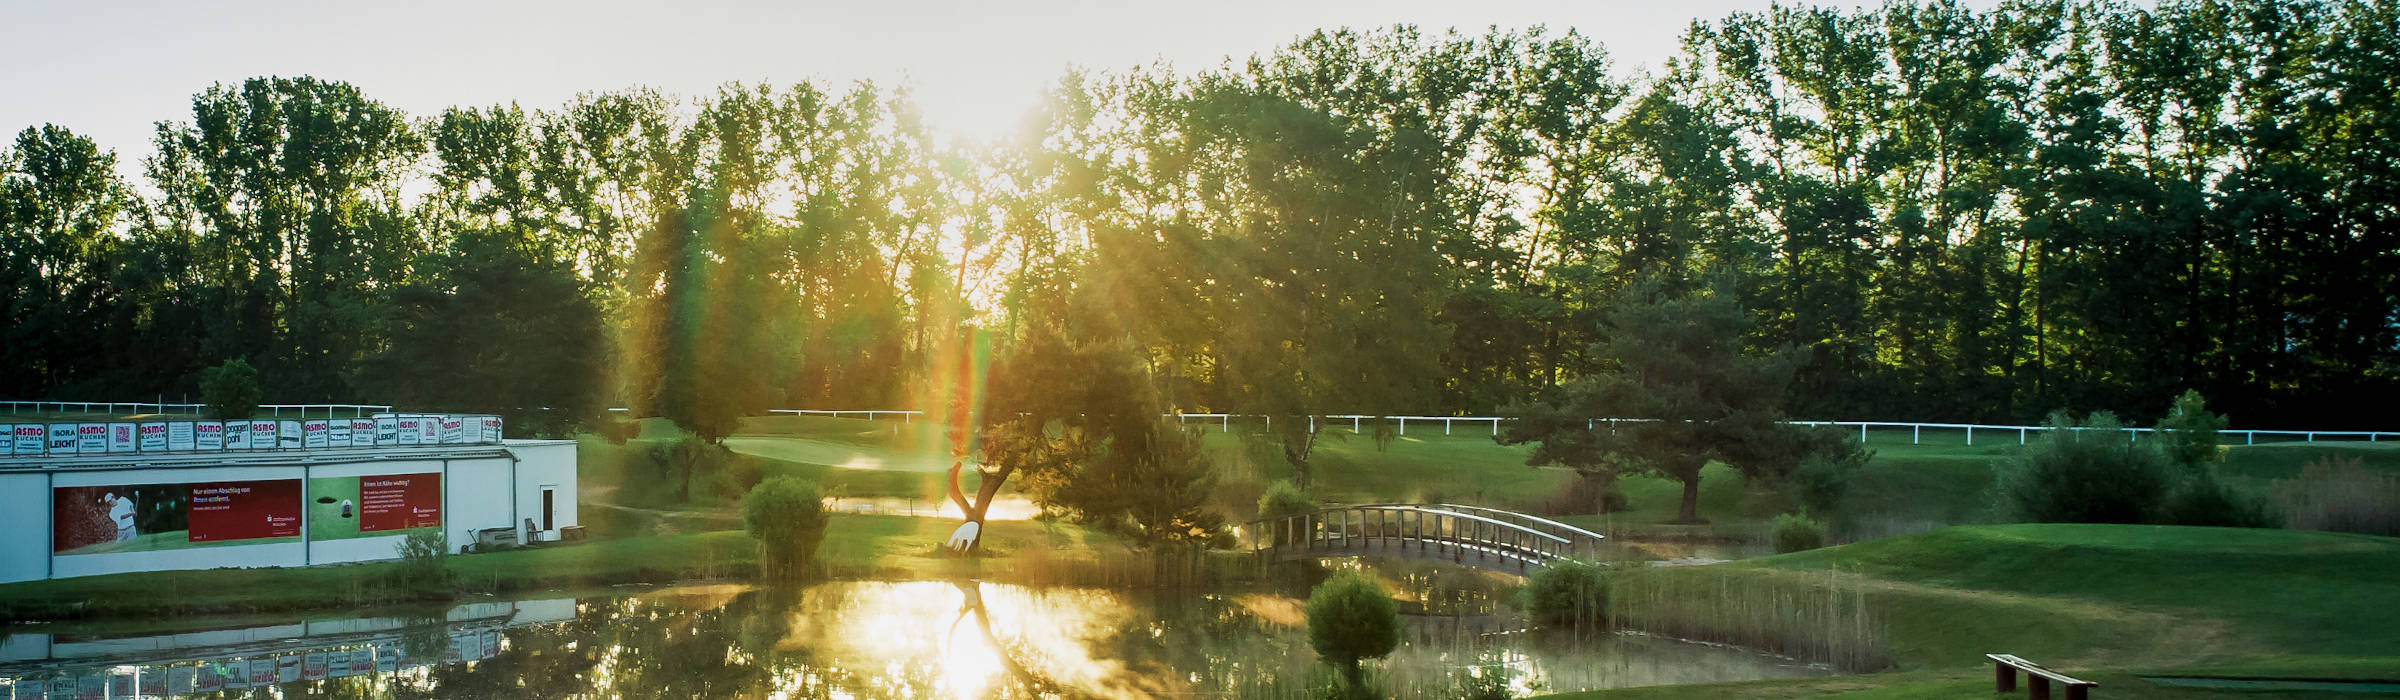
[0, 415, 501, 458]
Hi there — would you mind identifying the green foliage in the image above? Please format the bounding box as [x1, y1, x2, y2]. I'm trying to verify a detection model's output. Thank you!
[199, 358, 261, 419]
[388, 530, 450, 589]
[2274, 457, 2400, 537]
[1257, 480, 1317, 519]
[652, 436, 729, 502]
[1522, 558, 1609, 628]
[2155, 390, 2227, 470]
[1772, 512, 1827, 553]
[2159, 472, 2279, 529]
[738, 476, 829, 580]
[1501, 277, 1800, 523]
[1304, 571, 1402, 677]
[1997, 412, 2171, 524]
[356, 231, 606, 437]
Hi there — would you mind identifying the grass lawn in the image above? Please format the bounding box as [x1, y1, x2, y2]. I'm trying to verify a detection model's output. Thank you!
[1539, 524, 2400, 699]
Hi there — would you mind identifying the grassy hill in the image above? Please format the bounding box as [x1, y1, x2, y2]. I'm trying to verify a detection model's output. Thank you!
[1547, 524, 2400, 699]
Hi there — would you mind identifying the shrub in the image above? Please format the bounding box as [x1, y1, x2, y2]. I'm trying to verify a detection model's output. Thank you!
[710, 456, 766, 500]
[1789, 433, 1870, 516]
[1772, 512, 1827, 553]
[740, 477, 829, 580]
[1997, 412, 2170, 523]
[1257, 480, 1317, 547]
[593, 417, 639, 445]
[1522, 558, 1608, 628]
[2275, 457, 2400, 536]
[1305, 571, 1401, 679]
[2160, 472, 2278, 528]
[389, 530, 450, 589]
[200, 358, 262, 420]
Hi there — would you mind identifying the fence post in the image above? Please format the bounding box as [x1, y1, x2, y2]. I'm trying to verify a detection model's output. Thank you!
[1398, 417, 1406, 436]
[1491, 418, 1500, 437]
[1222, 415, 1228, 432]
[1860, 424, 1868, 443]
[1445, 418, 1452, 435]
[1967, 426, 1974, 446]
[1913, 425, 1920, 445]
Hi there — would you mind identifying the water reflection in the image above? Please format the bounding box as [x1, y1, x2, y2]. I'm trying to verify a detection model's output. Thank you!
[1, 574, 1824, 698]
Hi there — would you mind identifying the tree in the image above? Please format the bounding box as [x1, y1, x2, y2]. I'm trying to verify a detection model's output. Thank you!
[740, 476, 829, 580]
[1998, 411, 2171, 524]
[2154, 389, 2226, 470]
[1305, 571, 1402, 682]
[356, 231, 607, 437]
[1501, 278, 1799, 523]
[199, 358, 261, 419]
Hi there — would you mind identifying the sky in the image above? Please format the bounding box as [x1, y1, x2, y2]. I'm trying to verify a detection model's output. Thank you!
[0, 0, 1966, 177]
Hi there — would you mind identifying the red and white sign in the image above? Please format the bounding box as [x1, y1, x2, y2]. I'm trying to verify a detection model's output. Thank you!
[358, 474, 442, 532]
[188, 480, 301, 542]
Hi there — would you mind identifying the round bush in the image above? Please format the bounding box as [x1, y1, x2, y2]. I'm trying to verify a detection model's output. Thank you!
[1771, 512, 1826, 553]
[740, 476, 829, 580]
[1305, 571, 1401, 677]
[1998, 412, 2171, 524]
[1523, 558, 1609, 627]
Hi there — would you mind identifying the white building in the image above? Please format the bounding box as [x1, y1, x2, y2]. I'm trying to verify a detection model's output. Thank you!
[0, 415, 575, 584]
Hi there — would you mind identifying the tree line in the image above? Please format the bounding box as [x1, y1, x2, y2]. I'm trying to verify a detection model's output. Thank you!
[3, 0, 2394, 441]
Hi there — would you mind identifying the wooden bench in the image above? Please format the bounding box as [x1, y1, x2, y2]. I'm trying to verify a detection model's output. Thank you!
[1988, 654, 2097, 700]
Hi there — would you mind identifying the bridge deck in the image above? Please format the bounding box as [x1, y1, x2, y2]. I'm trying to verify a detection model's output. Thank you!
[1246, 503, 1603, 576]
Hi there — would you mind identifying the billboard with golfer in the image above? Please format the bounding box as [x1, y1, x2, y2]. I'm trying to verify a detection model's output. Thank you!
[308, 473, 441, 541]
[52, 480, 303, 555]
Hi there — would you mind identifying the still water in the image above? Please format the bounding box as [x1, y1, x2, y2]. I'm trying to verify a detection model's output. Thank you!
[0, 563, 1823, 698]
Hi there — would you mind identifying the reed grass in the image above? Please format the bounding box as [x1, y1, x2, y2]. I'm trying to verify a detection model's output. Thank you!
[2274, 456, 2400, 536]
[1608, 566, 1890, 673]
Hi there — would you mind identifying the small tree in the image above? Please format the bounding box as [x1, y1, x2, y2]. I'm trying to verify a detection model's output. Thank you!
[740, 476, 829, 581]
[2154, 389, 2226, 470]
[1500, 278, 1802, 523]
[200, 358, 261, 420]
[653, 436, 727, 502]
[1772, 512, 1826, 553]
[1305, 571, 1401, 682]
[389, 530, 450, 589]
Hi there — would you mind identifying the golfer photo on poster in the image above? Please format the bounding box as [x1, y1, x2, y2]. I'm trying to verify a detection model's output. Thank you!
[51, 481, 302, 556]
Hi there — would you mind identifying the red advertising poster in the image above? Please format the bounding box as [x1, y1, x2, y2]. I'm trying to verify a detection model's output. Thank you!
[188, 480, 301, 543]
[358, 474, 441, 532]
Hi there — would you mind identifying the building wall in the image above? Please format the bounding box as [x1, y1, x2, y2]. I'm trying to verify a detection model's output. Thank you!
[0, 441, 575, 584]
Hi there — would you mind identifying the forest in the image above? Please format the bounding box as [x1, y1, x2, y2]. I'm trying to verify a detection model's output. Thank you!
[2, 0, 2394, 434]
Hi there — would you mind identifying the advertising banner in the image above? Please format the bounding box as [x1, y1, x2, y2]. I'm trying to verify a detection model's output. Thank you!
[0, 425, 10, 455]
[304, 420, 329, 448]
[107, 672, 131, 698]
[248, 657, 273, 686]
[376, 648, 399, 673]
[278, 421, 301, 448]
[351, 648, 375, 675]
[393, 416, 419, 446]
[193, 663, 220, 692]
[167, 665, 193, 695]
[249, 421, 277, 449]
[52, 479, 302, 555]
[328, 420, 351, 446]
[309, 473, 440, 540]
[276, 654, 300, 683]
[439, 416, 464, 444]
[418, 416, 440, 445]
[107, 423, 135, 453]
[76, 423, 105, 453]
[139, 667, 164, 696]
[304, 652, 327, 681]
[328, 650, 351, 678]
[47, 424, 76, 454]
[168, 421, 195, 451]
[224, 421, 249, 450]
[352, 418, 375, 447]
[195, 421, 222, 450]
[11, 425, 38, 455]
[138, 422, 168, 451]
[481, 416, 503, 442]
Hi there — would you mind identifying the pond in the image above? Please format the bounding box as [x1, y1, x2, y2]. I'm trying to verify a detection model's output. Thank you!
[0, 561, 1826, 698]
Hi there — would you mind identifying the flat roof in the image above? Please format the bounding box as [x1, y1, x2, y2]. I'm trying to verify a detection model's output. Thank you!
[0, 439, 574, 473]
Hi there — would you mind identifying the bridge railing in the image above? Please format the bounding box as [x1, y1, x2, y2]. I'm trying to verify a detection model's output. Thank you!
[1248, 504, 1585, 573]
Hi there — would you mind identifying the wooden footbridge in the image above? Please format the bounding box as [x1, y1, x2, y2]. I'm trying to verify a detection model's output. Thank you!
[1245, 503, 1605, 575]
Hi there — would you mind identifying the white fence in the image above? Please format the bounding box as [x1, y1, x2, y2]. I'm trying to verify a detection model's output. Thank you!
[696, 409, 2398, 446]
[0, 401, 395, 419]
